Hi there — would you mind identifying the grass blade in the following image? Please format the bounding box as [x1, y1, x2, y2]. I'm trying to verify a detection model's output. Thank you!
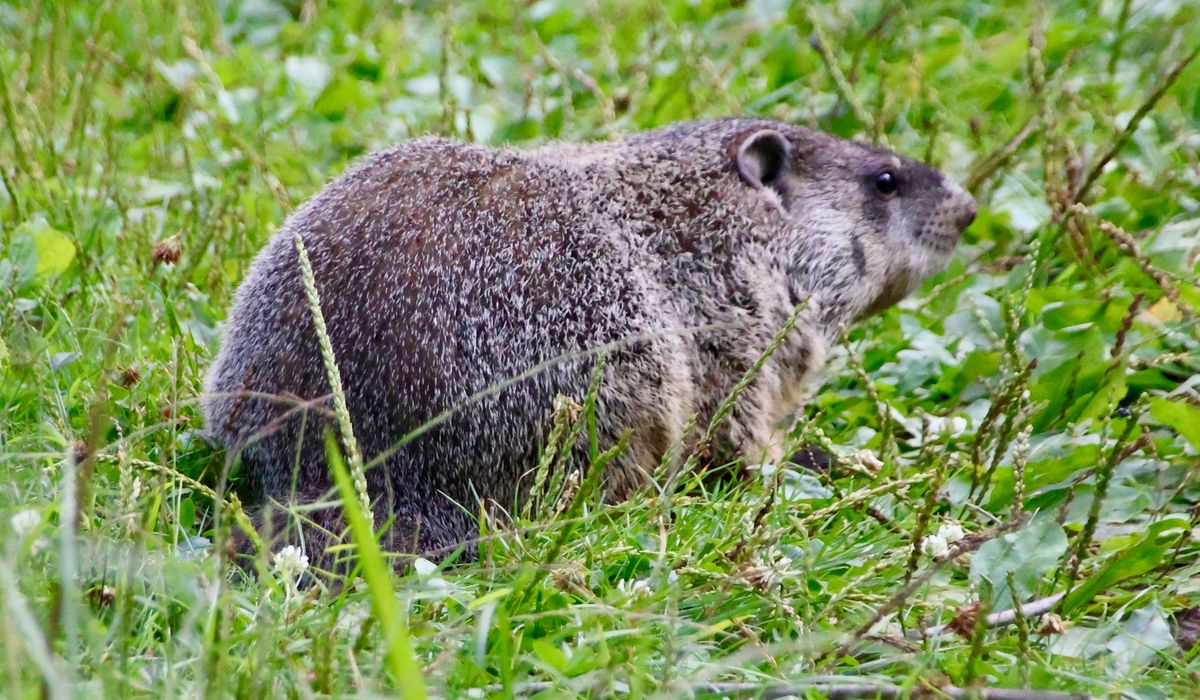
[326, 432, 426, 699]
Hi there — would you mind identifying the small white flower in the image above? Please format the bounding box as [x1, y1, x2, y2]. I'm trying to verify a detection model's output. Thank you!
[738, 546, 796, 590]
[922, 533, 950, 559]
[948, 416, 969, 436]
[11, 509, 47, 555]
[937, 522, 966, 544]
[273, 545, 309, 580]
[11, 509, 40, 539]
[616, 578, 652, 601]
[922, 522, 970, 563]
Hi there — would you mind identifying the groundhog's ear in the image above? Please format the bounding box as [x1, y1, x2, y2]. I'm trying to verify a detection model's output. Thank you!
[736, 129, 791, 195]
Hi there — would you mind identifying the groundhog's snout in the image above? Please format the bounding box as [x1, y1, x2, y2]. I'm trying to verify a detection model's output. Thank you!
[948, 182, 978, 233]
[920, 180, 977, 255]
[957, 195, 978, 231]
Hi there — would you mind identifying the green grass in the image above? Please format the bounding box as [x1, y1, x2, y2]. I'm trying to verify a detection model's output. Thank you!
[3, 0, 1200, 697]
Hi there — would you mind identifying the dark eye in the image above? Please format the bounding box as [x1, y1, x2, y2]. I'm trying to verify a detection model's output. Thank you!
[875, 170, 898, 196]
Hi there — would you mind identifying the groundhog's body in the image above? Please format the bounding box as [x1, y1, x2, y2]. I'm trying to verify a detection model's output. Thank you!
[204, 118, 976, 563]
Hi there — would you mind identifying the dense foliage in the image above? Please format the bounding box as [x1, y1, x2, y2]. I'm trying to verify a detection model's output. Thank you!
[2, 1, 1199, 697]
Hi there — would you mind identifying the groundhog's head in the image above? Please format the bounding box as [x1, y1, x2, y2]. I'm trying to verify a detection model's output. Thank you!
[733, 125, 977, 320]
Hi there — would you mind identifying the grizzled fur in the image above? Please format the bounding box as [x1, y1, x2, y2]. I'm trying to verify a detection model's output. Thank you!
[203, 117, 976, 566]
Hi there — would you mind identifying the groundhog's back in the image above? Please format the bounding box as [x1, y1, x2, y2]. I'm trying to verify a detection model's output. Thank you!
[202, 137, 682, 548]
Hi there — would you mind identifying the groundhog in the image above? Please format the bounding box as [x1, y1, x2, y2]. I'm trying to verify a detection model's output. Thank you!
[202, 117, 976, 567]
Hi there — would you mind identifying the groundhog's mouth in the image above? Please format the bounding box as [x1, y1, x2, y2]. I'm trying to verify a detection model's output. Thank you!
[860, 269, 916, 318]
[923, 231, 961, 255]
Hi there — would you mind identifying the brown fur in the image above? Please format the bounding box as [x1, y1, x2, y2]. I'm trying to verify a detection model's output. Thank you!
[203, 118, 976, 568]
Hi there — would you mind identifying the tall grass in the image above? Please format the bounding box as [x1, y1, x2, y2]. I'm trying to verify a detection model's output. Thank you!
[1, 1, 1199, 697]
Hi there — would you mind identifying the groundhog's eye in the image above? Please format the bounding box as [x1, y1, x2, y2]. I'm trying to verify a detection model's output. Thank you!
[874, 170, 898, 196]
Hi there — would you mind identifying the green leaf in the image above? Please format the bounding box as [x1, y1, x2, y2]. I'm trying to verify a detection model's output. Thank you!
[531, 639, 568, 672]
[1061, 521, 1173, 614]
[1148, 397, 1200, 451]
[314, 75, 366, 120]
[327, 431, 427, 699]
[970, 518, 1068, 610]
[178, 497, 195, 532]
[1106, 604, 1174, 673]
[468, 587, 513, 610]
[1077, 371, 1126, 422]
[11, 217, 76, 280]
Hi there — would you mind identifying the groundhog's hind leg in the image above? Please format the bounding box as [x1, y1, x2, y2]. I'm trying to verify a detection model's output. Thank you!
[376, 500, 480, 567]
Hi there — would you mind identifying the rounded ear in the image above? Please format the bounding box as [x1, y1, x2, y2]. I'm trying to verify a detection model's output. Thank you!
[736, 129, 791, 194]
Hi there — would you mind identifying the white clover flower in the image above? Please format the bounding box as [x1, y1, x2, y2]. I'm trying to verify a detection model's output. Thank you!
[11, 509, 41, 539]
[922, 533, 950, 559]
[922, 521, 970, 562]
[937, 522, 966, 544]
[738, 546, 796, 590]
[616, 578, 652, 601]
[273, 545, 309, 581]
[11, 510, 47, 555]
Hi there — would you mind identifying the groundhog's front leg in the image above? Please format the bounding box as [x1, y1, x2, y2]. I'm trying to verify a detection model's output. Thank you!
[588, 342, 697, 501]
[725, 374, 792, 467]
[710, 310, 828, 471]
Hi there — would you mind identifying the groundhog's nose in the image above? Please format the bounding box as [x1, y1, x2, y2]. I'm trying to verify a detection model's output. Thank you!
[958, 203, 977, 231]
[942, 178, 977, 233]
[950, 187, 978, 232]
